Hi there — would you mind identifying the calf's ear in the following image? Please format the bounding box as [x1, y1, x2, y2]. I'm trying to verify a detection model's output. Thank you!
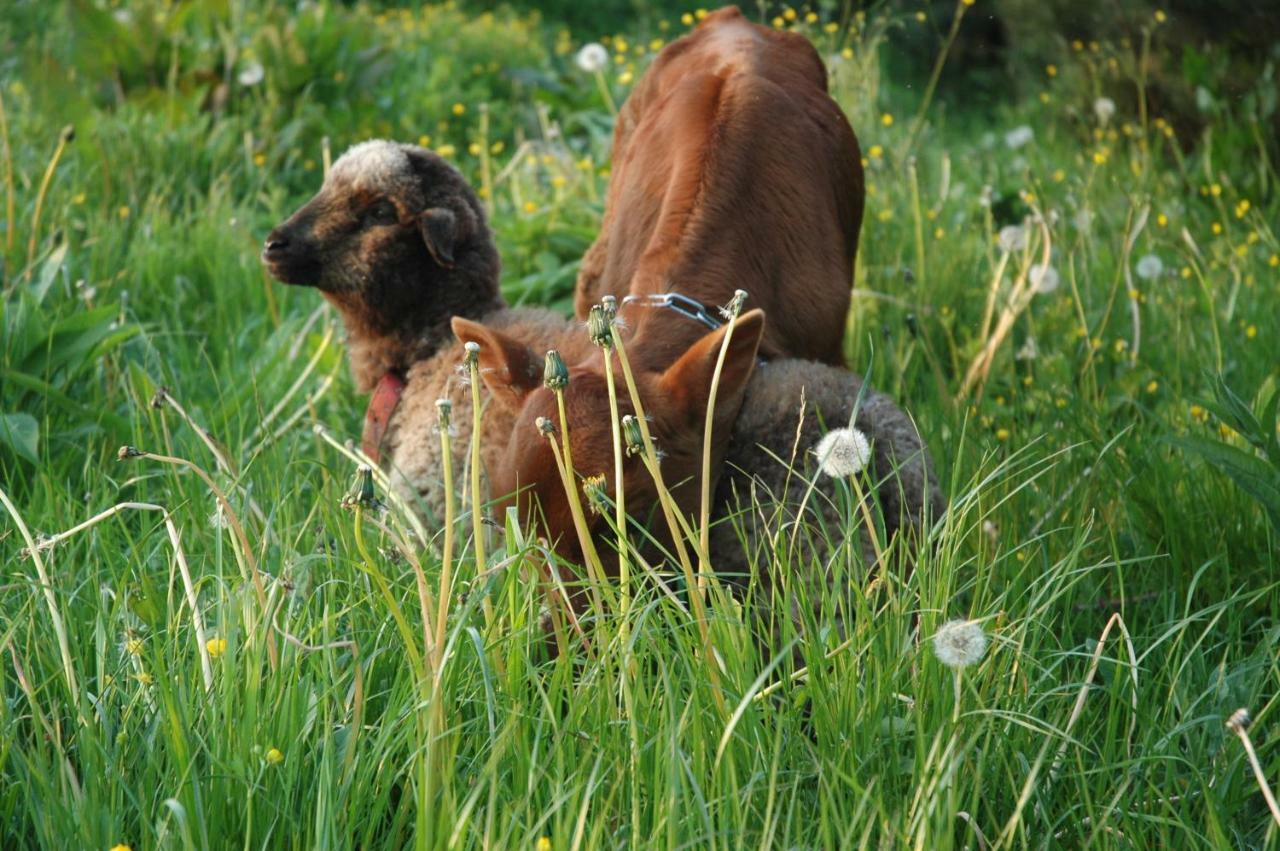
[658, 309, 766, 429]
[451, 317, 543, 406]
[418, 208, 457, 268]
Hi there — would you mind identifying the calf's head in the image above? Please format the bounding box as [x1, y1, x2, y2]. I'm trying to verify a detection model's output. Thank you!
[263, 141, 501, 384]
[452, 310, 766, 571]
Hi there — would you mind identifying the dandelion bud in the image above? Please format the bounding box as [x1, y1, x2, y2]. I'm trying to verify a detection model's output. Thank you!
[535, 416, 557, 437]
[435, 398, 452, 431]
[813, 428, 871, 478]
[601, 294, 618, 316]
[341, 465, 377, 510]
[582, 474, 608, 515]
[117, 445, 143, 460]
[622, 414, 644, 456]
[720, 289, 748, 320]
[59, 125, 75, 144]
[543, 350, 569, 390]
[463, 340, 480, 366]
[588, 304, 613, 347]
[1226, 708, 1252, 734]
[149, 386, 170, 409]
[931, 619, 988, 669]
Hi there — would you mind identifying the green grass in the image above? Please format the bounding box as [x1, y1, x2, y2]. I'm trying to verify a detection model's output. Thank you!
[3, 1, 1279, 848]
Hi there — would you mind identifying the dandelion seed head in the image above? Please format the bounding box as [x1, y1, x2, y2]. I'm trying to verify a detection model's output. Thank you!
[1004, 125, 1034, 150]
[576, 43, 608, 73]
[1135, 254, 1163, 280]
[932, 619, 988, 669]
[1030, 263, 1060, 294]
[237, 60, 265, 87]
[997, 224, 1027, 252]
[813, 428, 872, 478]
[1093, 97, 1116, 125]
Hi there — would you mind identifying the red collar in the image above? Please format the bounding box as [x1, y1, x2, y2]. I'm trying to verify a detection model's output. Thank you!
[361, 371, 406, 463]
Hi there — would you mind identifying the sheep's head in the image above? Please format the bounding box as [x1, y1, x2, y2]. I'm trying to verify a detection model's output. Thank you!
[451, 309, 766, 572]
[262, 141, 500, 342]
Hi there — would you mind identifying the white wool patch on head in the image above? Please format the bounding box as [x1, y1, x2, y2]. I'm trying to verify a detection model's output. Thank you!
[329, 140, 412, 193]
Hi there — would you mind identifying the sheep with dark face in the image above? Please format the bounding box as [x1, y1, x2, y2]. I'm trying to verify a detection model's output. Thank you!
[263, 141, 504, 393]
[262, 141, 590, 520]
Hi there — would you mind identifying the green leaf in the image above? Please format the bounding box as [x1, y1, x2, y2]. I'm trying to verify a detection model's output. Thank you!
[1173, 435, 1280, 529]
[32, 242, 69, 305]
[0, 413, 40, 463]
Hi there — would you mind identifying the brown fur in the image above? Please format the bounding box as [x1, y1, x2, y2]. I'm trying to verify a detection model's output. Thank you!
[575, 6, 864, 366]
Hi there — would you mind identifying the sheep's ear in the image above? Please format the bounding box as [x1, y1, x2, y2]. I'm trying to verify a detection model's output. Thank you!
[657, 309, 765, 429]
[418, 207, 457, 268]
[450, 317, 542, 406]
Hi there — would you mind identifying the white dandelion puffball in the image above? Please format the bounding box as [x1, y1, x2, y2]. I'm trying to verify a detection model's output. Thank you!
[237, 60, 265, 87]
[814, 427, 872, 478]
[1015, 336, 1039, 361]
[1135, 254, 1164, 280]
[1093, 96, 1116, 125]
[1004, 125, 1034, 150]
[575, 43, 608, 74]
[932, 619, 988, 669]
[1030, 263, 1060, 294]
[997, 224, 1027, 252]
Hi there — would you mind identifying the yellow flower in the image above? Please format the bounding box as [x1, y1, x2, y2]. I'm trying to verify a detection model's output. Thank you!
[876, 209, 893, 222]
[841, 47, 853, 60]
[1246, 324, 1257, 339]
[650, 38, 664, 51]
[1209, 183, 1221, 196]
[824, 22, 839, 33]
[126, 638, 143, 655]
[1270, 254, 1279, 267]
[771, 16, 784, 28]
[418, 134, 431, 147]
[915, 11, 926, 22]
[695, 8, 708, 19]
[934, 227, 945, 239]
[868, 144, 883, 159]
[1092, 151, 1107, 165]
[523, 201, 537, 214]
[118, 206, 131, 219]
[1045, 64, 1057, 77]
[110, 845, 132, 851]
[490, 141, 504, 155]
[536, 839, 552, 851]
[681, 12, 693, 25]
[468, 142, 481, 156]
[1052, 168, 1065, 182]
[551, 175, 567, 189]
[1219, 423, 1235, 439]
[1146, 381, 1158, 393]
[805, 11, 818, 23]
[1071, 39, 1084, 51]
[72, 192, 86, 205]
[783, 7, 797, 21]
[206, 638, 228, 659]
[962, 0, 975, 6]
[303, 159, 315, 171]
[576, 157, 592, 171]
[452, 103, 466, 116]
[1211, 222, 1222, 235]
[135, 672, 153, 686]
[1189, 404, 1208, 423]
[881, 113, 893, 127]
[1154, 9, 1167, 23]
[1039, 92, 1051, 104]
[332, 70, 346, 83]
[1235, 199, 1250, 218]
[437, 144, 456, 157]
[995, 428, 1010, 441]
[619, 71, 633, 85]
[253, 153, 266, 167]
[1156, 213, 1167, 227]
[266, 747, 284, 765]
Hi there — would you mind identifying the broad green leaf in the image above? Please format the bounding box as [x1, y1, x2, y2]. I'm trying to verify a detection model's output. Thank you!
[0, 413, 39, 463]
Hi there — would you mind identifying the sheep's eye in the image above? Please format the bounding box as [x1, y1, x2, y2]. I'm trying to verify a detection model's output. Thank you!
[367, 200, 398, 226]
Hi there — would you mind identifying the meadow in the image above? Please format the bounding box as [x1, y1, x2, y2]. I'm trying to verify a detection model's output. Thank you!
[2, 1, 1279, 848]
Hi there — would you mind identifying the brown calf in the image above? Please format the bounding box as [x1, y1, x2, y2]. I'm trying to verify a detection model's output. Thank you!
[576, 5, 864, 366]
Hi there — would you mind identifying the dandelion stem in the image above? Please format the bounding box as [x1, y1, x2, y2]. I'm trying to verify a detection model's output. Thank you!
[466, 350, 496, 633]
